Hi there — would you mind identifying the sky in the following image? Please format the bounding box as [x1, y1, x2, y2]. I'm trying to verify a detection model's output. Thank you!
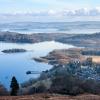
[0, 0, 100, 13]
[0, 0, 100, 22]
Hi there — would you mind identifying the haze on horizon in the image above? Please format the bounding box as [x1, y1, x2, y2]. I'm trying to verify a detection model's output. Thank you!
[0, 0, 100, 22]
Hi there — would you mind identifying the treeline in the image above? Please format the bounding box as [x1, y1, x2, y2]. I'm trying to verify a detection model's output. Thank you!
[20, 61, 100, 96]
[50, 73, 100, 95]
[1, 74, 100, 96]
[82, 49, 100, 56]
[0, 60, 100, 96]
[20, 72, 100, 96]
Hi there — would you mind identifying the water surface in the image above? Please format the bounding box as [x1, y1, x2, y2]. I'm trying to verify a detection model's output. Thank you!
[0, 41, 74, 89]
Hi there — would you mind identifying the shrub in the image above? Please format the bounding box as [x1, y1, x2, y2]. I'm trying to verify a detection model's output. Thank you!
[50, 74, 100, 95]
[0, 84, 9, 96]
[50, 74, 84, 95]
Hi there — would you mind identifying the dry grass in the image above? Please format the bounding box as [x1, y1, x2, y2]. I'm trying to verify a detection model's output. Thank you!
[86, 56, 100, 64]
[0, 94, 100, 100]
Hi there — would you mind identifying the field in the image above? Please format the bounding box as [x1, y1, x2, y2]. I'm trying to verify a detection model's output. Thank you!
[86, 56, 100, 64]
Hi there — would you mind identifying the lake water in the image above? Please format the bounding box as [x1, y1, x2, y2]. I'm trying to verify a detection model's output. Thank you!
[0, 41, 74, 89]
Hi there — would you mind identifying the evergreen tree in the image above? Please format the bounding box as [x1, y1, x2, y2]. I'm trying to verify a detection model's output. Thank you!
[10, 76, 19, 96]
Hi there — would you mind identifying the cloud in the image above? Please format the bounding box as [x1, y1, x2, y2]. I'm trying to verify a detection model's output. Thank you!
[60, 8, 100, 16]
[1, 8, 100, 17]
[0, 8, 100, 22]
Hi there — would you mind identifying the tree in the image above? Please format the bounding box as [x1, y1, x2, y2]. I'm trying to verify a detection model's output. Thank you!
[10, 76, 19, 96]
[86, 57, 93, 67]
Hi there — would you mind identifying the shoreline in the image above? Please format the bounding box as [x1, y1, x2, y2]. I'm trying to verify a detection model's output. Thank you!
[34, 48, 100, 65]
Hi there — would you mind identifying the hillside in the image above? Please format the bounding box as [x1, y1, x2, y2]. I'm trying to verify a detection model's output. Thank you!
[1, 31, 100, 48]
[0, 31, 74, 43]
[57, 33, 100, 48]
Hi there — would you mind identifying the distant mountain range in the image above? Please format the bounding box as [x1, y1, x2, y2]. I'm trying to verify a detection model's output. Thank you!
[0, 21, 100, 34]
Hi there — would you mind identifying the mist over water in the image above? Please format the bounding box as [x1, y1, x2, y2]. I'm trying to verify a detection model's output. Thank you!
[0, 21, 100, 34]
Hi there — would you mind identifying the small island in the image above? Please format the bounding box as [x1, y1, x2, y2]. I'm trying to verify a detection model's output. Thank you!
[2, 49, 27, 53]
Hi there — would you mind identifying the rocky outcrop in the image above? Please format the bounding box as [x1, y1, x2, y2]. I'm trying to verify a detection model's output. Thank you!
[33, 58, 48, 63]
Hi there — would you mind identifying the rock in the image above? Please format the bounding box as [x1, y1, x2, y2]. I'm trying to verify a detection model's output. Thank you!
[33, 58, 48, 63]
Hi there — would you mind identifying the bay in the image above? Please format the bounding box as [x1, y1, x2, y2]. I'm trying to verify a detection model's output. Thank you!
[0, 41, 74, 89]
